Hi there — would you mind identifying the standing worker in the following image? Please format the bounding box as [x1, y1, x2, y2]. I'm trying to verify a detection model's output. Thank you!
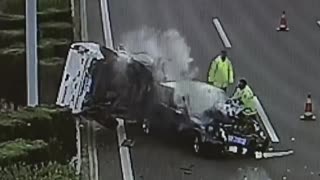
[231, 78, 257, 116]
[207, 50, 234, 92]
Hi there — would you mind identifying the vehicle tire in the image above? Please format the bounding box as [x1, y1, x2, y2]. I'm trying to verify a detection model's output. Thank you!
[142, 119, 150, 135]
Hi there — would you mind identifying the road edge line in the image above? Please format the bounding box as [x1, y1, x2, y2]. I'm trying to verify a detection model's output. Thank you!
[212, 17, 232, 48]
[100, 0, 135, 179]
[87, 121, 95, 179]
[75, 118, 82, 175]
[254, 96, 280, 143]
[116, 118, 135, 180]
[80, 0, 98, 178]
[92, 122, 99, 180]
[80, 0, 88, 41]
[100, 0, 114, 48]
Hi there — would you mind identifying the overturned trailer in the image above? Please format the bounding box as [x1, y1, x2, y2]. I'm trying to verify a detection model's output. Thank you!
[56, 42, 157, 127]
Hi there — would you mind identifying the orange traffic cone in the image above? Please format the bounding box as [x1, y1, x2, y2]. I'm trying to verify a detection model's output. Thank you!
[276, 11, 290, 31]
[300, 94, 316, 120]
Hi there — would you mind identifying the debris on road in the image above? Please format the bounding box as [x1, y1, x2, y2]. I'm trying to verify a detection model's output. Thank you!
[180, 165, 193, 175]
[121, 139, 135, 147]
[255, 149, 294, 159]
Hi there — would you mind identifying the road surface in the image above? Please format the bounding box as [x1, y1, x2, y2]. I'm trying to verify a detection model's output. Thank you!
[86, 0, 320, 179]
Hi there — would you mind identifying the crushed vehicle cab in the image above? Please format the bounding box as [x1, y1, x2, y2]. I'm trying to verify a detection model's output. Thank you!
[142, 80, 271, 157]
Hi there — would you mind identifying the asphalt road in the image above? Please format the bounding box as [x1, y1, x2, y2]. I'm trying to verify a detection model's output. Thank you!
[85, 0, 122, 179]
[87, 0, 320, 179]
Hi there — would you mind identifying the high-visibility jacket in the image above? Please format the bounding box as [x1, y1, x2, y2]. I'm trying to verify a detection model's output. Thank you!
[208, 56, 234, 89]
[232, 85, 256, 114]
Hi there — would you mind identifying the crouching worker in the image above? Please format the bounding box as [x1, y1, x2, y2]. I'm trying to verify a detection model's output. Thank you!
[231, 78, 257, 117]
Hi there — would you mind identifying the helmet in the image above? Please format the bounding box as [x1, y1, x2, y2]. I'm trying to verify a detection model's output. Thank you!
[239, 78, 247, 86]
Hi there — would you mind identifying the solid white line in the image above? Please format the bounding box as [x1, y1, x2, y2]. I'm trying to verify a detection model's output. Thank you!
[100, 0, 114, 48]
[116, 118, 134, 180]
[92, 122, 99, 180]
[70, 0, 81, 175]
[75, 118, 82, 175]
[100, 0, 135, 179]
[254, 97, 280, 143]
[80, 0, 98, 178]
[80, 0, 88, 41]
[87, 121, 95, 179]
[212, 18, 232, 48]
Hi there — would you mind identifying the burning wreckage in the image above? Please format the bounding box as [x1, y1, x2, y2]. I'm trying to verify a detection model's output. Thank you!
[56, 42, 294, 159]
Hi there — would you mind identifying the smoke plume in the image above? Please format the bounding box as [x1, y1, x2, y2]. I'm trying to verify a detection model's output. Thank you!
[119, 27, 199, 81]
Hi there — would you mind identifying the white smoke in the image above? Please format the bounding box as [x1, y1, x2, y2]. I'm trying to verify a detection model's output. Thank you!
[119, 27, 199, 81]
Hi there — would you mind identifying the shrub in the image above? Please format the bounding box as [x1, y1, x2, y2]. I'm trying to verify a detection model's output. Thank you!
[39, 62, 65, 104]
[0, 0, 70, 15]
[0, 116, 27, 142]
[40, 22, 73, 39]
[0, 107, 76, 163]
[38, 38, 71, 59]
[38, 9, 72, 23]
[0, 13, 24, 30]
[0, 161, 79, 180]
[0, 29, 25, 48]
[0, 139, 48, 166]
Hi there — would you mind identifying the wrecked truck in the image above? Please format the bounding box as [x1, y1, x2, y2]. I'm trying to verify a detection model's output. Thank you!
[56, 42, 292, 159]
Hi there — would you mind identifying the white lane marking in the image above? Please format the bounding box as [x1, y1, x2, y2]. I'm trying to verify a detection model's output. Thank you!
[92, 122, 99, 180]
[100, 0, 114, 48]
[70, 0, 81, 175]
[84, 117, 99, 180]
[116, 118, 135, 180]
[87, 121, 95, 179]
[80, 0, 88, 41]
[100, 0, 135, 179]
[75, 118, 82, 175]
[317, 20, 320, 27]
[263, 150, 294, 159]
[254, 96, 280, 143]
[212, 17, 232, 48]
[80, 0, 98, 178]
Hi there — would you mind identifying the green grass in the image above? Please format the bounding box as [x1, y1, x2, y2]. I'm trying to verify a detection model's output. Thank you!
[0, 161, 79, 180]
[0, 117, 26, 127]
[8, 108, 53, 121]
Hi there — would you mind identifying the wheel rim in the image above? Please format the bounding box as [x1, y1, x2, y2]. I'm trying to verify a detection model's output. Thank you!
[143, 123, 150, 134]
[193, 136, 200, 153]
[144, 127, 149, 134]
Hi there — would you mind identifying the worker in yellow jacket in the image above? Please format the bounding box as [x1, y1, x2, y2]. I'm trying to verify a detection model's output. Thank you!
[207, 50, 234, 92]
[232, 78, 257, 116]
